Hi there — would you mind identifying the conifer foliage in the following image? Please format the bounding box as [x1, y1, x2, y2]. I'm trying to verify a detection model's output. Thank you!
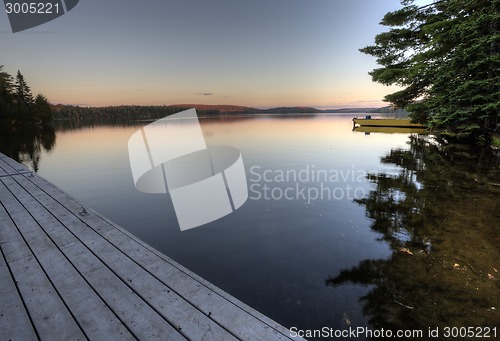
[361, 0, 500, 143]
[0, 65, 52, 129]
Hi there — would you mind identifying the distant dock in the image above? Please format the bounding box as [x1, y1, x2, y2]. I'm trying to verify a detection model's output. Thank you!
[0, 152, 301, 341]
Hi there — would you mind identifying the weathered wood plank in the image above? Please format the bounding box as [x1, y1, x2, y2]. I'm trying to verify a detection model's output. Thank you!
[0, 244, 38, 341]
[0, 194, 86, 341]
[14, 175, 239, 341]
[0, 158, 15, 176]
[0, 157, 33, 178]
[23, 173, 298, 340]
[1, 156, 30, 173]
[0, 152, 301, 341]
[0, 165, 7, 177]
[97, 226, 293, 341]
[1, 177, 140, 341]
[4, 176, 187, 341]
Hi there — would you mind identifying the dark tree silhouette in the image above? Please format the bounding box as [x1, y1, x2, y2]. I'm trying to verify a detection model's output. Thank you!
[361, 0, 500, 143]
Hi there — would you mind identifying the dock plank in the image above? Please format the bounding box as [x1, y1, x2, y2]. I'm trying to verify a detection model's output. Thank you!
[24, 172, 295, 341]
[0, 177, 139, 341]
[3, 176, 188, 341]
[1, 155, 31, 173]
[13, 174, 238, 341]
[0, 158, 15, 177]
[0, 244, 38, 341]
[0, 200, 86, 341]
[0, 153, 301, 341]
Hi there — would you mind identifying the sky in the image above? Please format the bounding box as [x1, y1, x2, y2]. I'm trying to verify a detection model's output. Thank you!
[1, 0, 408, 108]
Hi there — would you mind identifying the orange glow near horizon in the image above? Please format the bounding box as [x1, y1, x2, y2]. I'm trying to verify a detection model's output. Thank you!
[36, 75, 400, 109]
[44, 87, 395, 109]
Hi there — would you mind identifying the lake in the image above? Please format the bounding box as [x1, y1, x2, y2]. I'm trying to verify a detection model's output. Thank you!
[3, 113, 499, 339]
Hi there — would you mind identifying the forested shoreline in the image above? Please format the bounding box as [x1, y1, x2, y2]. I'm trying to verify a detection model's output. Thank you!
[49, 104, 406, 124]
[0, 66, 52, 130]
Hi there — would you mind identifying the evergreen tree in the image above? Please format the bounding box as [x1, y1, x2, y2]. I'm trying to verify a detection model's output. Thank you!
[361, 0, 500, 143]
[15, 70, 34, 108]
[0, 65, 14, 122]
[0, 66, 14, 99]
[1, 66, 53, 129]
[33, 94, 53, 124]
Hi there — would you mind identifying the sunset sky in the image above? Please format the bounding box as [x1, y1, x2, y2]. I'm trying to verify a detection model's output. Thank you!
[1, 0, 411, 108]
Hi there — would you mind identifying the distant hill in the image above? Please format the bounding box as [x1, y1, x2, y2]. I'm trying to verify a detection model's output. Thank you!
[258, 107, 322, 114]
[168, 105, 383, 114]
[323, 107, 381, 113]
[249, 107, 382, 114]
[169, 104, 258, 113]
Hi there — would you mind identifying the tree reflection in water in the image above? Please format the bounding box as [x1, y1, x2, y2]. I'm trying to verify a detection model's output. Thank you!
[328, 135, 499, 331]
[0, 125, 56, 172]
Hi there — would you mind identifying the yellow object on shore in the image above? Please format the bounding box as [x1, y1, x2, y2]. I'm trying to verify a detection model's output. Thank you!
[353, 117, 425, 128]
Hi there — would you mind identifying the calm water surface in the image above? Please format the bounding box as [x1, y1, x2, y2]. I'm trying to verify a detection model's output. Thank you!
[5, 114, 499, 339]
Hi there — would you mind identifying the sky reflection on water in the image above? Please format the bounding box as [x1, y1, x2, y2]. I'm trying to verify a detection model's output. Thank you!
[16, 114, 497, 338]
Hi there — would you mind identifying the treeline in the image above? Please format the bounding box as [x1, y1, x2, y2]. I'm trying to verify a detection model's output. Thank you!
[370, 106, 409, 115]
[51, 105, 320, 124]
[51, 105, 225, 125]
[0, 65, 52, 130]
[52, 104, 392, 125]
[371, 106, 410, 118]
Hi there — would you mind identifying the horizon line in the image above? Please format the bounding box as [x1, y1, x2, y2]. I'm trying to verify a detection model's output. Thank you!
[50, 102, 388, 110]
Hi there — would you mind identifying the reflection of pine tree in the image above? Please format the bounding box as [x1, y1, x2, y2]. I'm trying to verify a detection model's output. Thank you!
[18, 125, 56, 172]
[327, 135, 500, 331]
[0, 124, 55, 171]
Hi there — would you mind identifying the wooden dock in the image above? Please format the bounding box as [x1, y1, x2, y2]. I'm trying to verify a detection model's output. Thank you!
[0, 152, 301, 341]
